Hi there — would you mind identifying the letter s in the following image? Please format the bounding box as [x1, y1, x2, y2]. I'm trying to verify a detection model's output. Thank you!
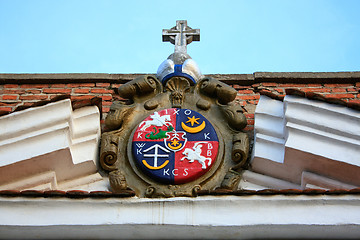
[183, 168, 188, 176]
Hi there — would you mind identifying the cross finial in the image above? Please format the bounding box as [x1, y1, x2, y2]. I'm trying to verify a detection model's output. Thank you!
[162, 20, 200, 54]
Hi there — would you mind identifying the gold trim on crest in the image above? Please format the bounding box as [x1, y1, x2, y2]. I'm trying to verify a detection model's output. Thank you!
[181, 121, 205, 133]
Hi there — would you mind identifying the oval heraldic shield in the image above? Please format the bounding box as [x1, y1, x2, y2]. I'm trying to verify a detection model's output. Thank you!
[132, 108, 219, 184]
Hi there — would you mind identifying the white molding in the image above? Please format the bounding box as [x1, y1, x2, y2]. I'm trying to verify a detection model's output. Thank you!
[251, 95, 360, 189]
[0, 195, 359, 239]
[0, 99, 103, 191]
[240, 170, 301, 189]
[252, 95, 286, 164]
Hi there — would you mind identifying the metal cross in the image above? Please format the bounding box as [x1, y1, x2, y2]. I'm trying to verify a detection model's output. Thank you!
[162, 20, 200, 54]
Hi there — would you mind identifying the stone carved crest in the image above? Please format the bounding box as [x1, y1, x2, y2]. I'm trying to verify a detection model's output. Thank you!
[100, 75, 249, 197]
[100, 21, 249, 197]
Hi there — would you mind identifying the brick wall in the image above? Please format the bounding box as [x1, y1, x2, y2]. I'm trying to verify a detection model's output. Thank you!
[0, 73, 359, 136]
[231, 81, 360, 133]
[0, 83, 118, 124]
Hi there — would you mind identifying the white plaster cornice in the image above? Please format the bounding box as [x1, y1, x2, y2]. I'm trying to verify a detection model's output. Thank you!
[251, 94, 360, 190]
[0, 195, 359, 239]
[0, 99, 104, 191]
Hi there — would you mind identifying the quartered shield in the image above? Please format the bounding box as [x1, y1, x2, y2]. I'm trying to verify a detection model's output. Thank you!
[132, 108, 219, 184]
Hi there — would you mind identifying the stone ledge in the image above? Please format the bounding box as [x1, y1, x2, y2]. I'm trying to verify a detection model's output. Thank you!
[0, 73, 145, 84]
[0, 72, 359, 85]
[254, 71, 360, 84]
[0, 195, 360, 239]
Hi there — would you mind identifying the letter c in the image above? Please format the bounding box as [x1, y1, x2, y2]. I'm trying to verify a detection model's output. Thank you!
[172, 169, 178, 176]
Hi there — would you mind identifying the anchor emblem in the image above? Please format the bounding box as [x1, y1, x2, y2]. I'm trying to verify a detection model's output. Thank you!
[142, 144, 170, 170]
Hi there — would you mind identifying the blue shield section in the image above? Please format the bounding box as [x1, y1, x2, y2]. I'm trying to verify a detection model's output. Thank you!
[176, 109, 218, 142]
[132, 141, 175, 184]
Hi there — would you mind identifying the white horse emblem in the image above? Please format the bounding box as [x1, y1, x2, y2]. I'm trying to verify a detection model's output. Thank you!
[181, 142, 212, 169]
[139, 112, 172, 131]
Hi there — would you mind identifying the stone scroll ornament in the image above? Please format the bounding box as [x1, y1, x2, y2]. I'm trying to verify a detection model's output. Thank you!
[100, 20, 249, 197]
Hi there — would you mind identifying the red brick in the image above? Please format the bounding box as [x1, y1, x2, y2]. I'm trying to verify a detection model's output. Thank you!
[0, 107, 12, 112]
[50, 84, 66, 88]
[346, 88, 357, 92]
[90, 88, 113, 94]
[324, 84, 352, 88]
[43, 88, 71, 94]
[325, 93, 355, 99]
[73, 89, 90, 94]
[275, 88, 284, 93]
[306, 84, 322, 87]
[25, 89, 42, 94]
[66, 83, 95, 88]
[356, 82, 360, 88]
[0, 102, 19, 106]
[96, 83, 110, 87]
[20, 84, 49, 88]
[112, 95, 127, 101]
[102, 101, 113, 106]
[236, 95, 260, 100]
[237, 90, 254, 94]
[244, 113, 254, 119]
[248, 100, 259, 105]
[102, 107, 110, 113]
[3, 84, 19, 88]
[243, 126, 254, 131]
[247, 119, 254, 125]
[48, 95, 70, 100]
[71, 95, 96, 101]
[19, 95, 49, 100]
[233, 85, 252, 90]
[3, 89, 25, 94]
[262, 82, 277, 87]
[300, 88, 331, 93]
[348, 99, 360, 104]
[259, 89, 272, 95]
[331, 88, 347, 93]
[21, 102, 36, 107]
[101, 95, 113, 101]
[2, 95, 18, 100]
[278, 84, 306, 88]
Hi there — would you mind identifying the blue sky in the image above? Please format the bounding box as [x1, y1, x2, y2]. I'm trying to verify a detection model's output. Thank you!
[0, 0, 359, 74]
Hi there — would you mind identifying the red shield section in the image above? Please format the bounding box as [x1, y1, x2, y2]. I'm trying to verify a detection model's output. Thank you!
[132, 108, 219, 184]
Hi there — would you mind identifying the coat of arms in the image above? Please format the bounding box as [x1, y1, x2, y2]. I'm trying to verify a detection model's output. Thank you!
[100, 21, 249, 197]
[132, 108, 219, 184]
